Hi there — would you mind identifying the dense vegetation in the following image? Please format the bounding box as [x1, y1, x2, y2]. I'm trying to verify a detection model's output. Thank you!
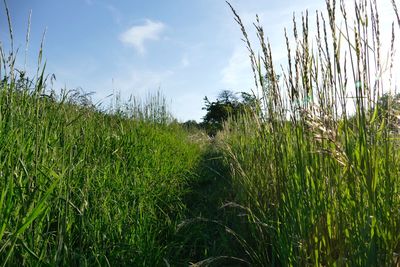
[1, 0, 400, 266]
[217, 1, 400, 265]
[0, 75, 208, 265]
[200, 90, 258, 136]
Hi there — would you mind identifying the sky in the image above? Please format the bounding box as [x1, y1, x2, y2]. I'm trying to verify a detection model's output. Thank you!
[0, 0, 398, 121]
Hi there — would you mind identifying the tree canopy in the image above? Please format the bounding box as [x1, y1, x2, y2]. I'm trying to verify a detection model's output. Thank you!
[375, 92, 400, 132]
[201, 90, 257, 136]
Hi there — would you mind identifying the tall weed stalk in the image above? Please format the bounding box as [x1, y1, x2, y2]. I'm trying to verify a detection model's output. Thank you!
[222, 0, 400, 265]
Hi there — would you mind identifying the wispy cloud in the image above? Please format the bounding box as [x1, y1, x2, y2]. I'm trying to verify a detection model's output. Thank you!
[119, 20, 166, 55]
[106, 4, 123, 25]
[181, 54, 190, 68]
[221, 46, 253, 90]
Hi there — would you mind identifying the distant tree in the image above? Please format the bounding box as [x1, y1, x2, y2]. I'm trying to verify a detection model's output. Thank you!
[348, 92, 400, 133]
[377, 93, 400, 112]
[217, 90, 238, 104]
[376, 92, 400, 132]
[182, 120, 200, 130]
[240, 92, 259, 112]
[202, 90, 257, 136]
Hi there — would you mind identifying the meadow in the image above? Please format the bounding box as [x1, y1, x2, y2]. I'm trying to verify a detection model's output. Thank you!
[1, 0, 400, 266]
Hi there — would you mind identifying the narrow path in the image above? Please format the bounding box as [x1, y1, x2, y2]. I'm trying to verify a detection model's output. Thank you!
[169, 144, 248, 266]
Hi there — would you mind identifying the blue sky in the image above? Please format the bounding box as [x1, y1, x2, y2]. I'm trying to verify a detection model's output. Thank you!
[0, 0, 397, 121]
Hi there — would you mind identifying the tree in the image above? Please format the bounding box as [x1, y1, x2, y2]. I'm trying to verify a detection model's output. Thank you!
[182, 120, 200, 130]
[201, 90, 257, 136]
[376, 92, 400, 132]
[348, 92, 400, 133]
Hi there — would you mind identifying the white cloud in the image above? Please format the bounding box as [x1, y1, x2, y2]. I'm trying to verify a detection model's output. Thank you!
[119, 20, 166, 54]
[181, 54, 190, 68]
[221, 46, 254, 90]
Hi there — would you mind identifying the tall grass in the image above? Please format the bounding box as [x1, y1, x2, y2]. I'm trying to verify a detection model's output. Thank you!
[2, 0, 400, 265]
[111, 90, 172, 124]
[0, 8, 207, 266]
[220, 0, 400, 265]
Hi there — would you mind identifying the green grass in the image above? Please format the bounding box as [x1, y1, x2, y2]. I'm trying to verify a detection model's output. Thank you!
[1, 0, 400, 266]
[0, 80, 208, 265]
[217, 1, 400, 266]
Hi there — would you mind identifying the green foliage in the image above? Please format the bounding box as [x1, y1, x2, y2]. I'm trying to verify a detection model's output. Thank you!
[376, 93, 400, 132]
[0, 72, 206, 265]
[0, 5, 229, 265]
[218, 1, 400, 266]
[181, 120, 202, 132]
[202, 90, 257, 136]
[2, 0, 400, 266]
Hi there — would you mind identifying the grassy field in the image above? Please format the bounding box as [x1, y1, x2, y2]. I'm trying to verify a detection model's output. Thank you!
[0, 78, 207, 265]
[216, 1, 400, 266]
[1, 0, 400, 266]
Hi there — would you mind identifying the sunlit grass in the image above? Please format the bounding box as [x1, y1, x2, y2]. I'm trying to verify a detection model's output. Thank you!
[1, 0, 400, 266]
[0, 13, 207, 266]
[219, 0, 400, 265]
[0, 80, 207, 266]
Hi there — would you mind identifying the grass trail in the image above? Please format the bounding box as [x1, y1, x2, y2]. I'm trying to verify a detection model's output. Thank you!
[169, 143, 247, 266]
